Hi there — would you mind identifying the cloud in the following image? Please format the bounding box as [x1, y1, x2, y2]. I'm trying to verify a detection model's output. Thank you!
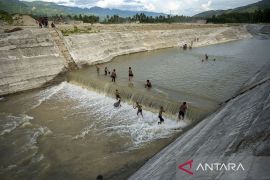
[201, 0, 212, 11]
[21, 0, 261, 16]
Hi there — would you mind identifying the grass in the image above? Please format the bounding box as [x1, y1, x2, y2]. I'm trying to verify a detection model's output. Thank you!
[60, 25, 100, 36]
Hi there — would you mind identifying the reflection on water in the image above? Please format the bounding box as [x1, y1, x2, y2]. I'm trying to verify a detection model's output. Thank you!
[1, 37, 270, 179]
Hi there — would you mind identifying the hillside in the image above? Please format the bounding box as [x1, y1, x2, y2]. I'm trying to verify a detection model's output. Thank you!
[0, 0, 165, 18]
[194, 0, 270, 17]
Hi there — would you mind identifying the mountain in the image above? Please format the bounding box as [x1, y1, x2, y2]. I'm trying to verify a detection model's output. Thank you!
[193, 10, 228, 18]
[0, 0, 166, 18]
[194, 0, 270, 17]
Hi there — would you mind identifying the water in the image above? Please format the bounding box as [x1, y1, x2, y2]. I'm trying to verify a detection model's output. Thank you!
[0, 82, 187, 180]
[68, 37, 270, 120]
[1, 37, 270, 179]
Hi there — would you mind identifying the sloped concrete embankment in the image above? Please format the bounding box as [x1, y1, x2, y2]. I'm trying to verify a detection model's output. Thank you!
[129, 61, 270, 180]
[0, 28, 66, 96]
[64, 26, 250, 67]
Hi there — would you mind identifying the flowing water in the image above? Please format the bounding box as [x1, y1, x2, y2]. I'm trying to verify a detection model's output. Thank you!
[68, 37, 270, 120]
[1, 36, 270, 180]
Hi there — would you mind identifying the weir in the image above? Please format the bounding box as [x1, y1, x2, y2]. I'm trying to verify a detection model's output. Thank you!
[67, 72, 210, 121]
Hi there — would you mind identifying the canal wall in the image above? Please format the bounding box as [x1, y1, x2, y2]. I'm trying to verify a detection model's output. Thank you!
[129, 61, 270, 179]
[0, 24, 250, 96]
[0, 28, 66, 96]
[64, 25, 251, 67]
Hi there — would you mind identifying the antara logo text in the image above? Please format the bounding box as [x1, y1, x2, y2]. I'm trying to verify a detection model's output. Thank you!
[178, 160, 245, 175]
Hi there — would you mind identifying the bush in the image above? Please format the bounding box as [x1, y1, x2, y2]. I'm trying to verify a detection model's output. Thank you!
[0, 10, 13, 24]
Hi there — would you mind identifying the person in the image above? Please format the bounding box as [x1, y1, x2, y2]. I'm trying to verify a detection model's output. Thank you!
[95, 65, 100, 75]
[158, 106, 165, 124]
[104, 67, 108, 76]
[114, 98, 121, 108]
[213, 58, 216, 61]
[134, 101, 143, 117]
[178, 102, 188, 120]
[128, 67, 134, 81]
[38, 18, 42, 28]
[205, 54, 208, 60]
[183, 44, 187, 50]
[115, 89, 120, 100]
[96, 175, 103, 180]
[104, 67, 108, 75]
[111, 69, 116, 82]
[145, 80, 152, 89]
[202, 59, 204, 62]
[51, 22, 56, 28]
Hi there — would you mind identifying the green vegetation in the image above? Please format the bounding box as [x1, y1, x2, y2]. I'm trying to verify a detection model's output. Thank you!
[207, 9, 270, 23]
[103, 13, 200, 24]
[61, 26, 100, 36]
[195, 0, 270, 18]
[68, 14, 99, 24]
[0, 10, 13, 24]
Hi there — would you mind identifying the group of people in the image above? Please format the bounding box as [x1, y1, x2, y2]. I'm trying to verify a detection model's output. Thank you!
[113, 89, 187, 125]
[182, 38, 199, 50]
[96, 65, 187, 124]
[96, 65, 152, 88]
[37, 17, 56, 29]
[202, 54, 216, 62]
[157, 102, 187, 124]
[38, 17, 49, 28]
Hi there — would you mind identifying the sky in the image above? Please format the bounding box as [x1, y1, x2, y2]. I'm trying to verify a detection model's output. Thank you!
[22, 0, 261, 16]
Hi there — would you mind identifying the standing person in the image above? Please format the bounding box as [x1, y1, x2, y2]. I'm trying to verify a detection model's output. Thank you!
[96, 175, 103, 180]
[158, 106, 165, 124]
[104, 67, 108, 76]
[115, 89, 120, 100]
[128, 67, 134, 81]
[111, 69, 116, 82]
[38, 18, 42, 28]
[145, 80, 152, 89]
[95, 65, 100, 75]
[205, 54, 209, 60]
[178, 102, 188, 120]
[51, 22, 56, 28]
[134, 101, 143, 117]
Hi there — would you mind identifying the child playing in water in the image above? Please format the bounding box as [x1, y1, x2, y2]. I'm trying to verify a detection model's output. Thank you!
[128, 67, 134, 81]
[158, 106, 165, 124]
[111, 69, 116, 82]
[115, 89, 120, 100]
[134, 101, 143, 117]
[114, 98, 121, 108]
[104, 67, 108, 76]
[178, 102, 188, 120]
[145, 80, 152, 89]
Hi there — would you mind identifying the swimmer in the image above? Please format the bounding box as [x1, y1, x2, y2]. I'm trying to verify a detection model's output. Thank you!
[145, 80, 152, 89]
